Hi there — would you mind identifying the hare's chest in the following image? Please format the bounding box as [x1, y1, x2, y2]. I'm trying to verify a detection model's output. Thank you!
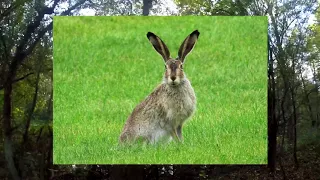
[165, 93, 195, 121]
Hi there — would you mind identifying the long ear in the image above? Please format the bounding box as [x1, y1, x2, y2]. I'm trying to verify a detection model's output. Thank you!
[178, 30, 200, 62]
[147, 32, 170, 62]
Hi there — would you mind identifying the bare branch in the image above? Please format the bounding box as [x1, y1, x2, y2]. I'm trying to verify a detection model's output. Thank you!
[0, 72, 34, 90]
[15, 0, 59, 56]
[61, 0, 89, 16]
[24, 22, 53, 59]
[13, 72, 34, 84]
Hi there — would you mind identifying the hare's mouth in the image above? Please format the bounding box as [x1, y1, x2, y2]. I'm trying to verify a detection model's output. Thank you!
[169, 82, 179, 86]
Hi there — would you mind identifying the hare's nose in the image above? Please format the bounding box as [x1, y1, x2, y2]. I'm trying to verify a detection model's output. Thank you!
[171, 76, 176, 81]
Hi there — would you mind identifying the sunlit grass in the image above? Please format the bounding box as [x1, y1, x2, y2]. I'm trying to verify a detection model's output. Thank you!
[53, 16, 267, 164]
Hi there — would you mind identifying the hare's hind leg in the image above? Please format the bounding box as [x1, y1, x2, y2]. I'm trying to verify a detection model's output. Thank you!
[119, 132, 131, 144]
[119, 133, 150, 145]
[119, 131, 138, 144]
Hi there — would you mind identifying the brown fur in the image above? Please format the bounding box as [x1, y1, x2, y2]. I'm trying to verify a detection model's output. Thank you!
[119, 30, 200, 144]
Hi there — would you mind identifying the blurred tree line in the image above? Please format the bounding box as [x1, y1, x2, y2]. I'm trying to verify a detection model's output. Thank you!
[0, 0, 319, 179]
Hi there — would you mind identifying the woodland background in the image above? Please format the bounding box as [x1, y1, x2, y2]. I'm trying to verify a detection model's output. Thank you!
[0, 0, 319, 179]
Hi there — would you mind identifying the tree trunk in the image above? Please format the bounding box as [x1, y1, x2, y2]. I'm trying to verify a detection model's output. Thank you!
[290, 87, 299, 168]
[268, 35, 277, 172]
[18, 58, 41, 178]
[279, 112, 287, 179]
[143, 0, 152, 16]
[46, 126, 53, 179]
[47, 71, 53, 120]
[268, 79, 277, 172]
[289, 57, 298, 168]
[3, 75, 21, 180]
[23, 69, 40, 144]
[299, 66, 315, 126]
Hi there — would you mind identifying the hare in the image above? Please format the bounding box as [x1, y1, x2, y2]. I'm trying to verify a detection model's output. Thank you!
[119, 30, 200, 144]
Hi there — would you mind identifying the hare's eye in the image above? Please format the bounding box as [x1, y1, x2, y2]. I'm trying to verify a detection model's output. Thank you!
[164, 65, 167, 69]
[180, 65, 183, 69]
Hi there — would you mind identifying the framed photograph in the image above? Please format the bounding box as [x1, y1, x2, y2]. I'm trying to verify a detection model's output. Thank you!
[53, 16, 267, 164]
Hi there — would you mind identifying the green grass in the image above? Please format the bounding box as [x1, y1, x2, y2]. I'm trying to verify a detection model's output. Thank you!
[53, 16, 267, 164]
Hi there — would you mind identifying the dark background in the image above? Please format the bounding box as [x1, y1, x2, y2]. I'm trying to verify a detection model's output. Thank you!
[0, 0, 319, 179]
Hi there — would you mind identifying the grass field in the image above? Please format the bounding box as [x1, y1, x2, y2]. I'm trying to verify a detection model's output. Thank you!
[53, 16, 267, 164]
